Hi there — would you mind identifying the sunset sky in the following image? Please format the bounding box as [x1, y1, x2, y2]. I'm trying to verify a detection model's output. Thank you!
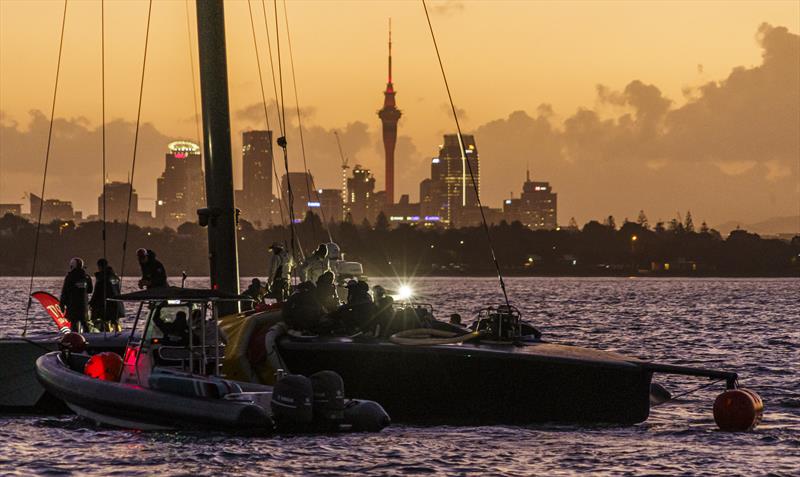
[1, 0, 798, 228]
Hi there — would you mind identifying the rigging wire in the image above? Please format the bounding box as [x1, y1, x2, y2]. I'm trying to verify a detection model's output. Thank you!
[119, 0, 153, 282]
[246, 0, 289, 239]
[271, 0, 301, 263]
[421, 0, 511, 310]
[260, 0, 302, 258]
[100, 0, 108, 324]
[184, 0, 202, 147]
[282, 0, 331, 244]
[23, 0, 69, 336]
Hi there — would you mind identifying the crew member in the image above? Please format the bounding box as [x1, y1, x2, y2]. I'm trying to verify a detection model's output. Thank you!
[314, 271, 339, 313]
[154, 310, 189, 345]
[60, 257, 93, 332]
[282, 281, 323, 332]
[266, 243, 292, 302]
[89, 258, 125, 332]
[334, 280, 375, 333]
[242, 278, 265, 311]
[137, 248, 168, 289]
[370, 285, 395, 336]
[300, 244, 331, 284]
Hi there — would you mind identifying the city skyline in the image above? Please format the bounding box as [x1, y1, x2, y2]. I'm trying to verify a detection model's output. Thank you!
[0, 1, 798, 228]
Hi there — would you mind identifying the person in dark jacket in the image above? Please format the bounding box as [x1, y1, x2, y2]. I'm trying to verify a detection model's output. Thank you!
[60, 257, 93, 332]
[314, 271, 339, 313]
[89, 258, 125, 332]
[137, 248, 168, 289]
[242, 278, 265, 311]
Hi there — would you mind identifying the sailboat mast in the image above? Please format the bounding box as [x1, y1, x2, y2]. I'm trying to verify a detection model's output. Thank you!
[195, 0, 240, 305]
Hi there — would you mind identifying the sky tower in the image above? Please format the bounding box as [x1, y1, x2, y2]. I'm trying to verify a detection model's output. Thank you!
[378, 18, 401, 205]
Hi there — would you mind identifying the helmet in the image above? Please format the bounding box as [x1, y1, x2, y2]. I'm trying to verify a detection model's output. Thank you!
[97, 258, 108, 268]
[314, 244, 328, 258]
[136, 248, 148, 261]
[345, 279, 358, 289]
[68, 257, 84, 271]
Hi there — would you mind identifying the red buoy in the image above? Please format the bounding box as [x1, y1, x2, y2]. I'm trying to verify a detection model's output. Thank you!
[59, 332, 87, 353]
[84, 352, 124, 382]
[713, 388, 763, 431]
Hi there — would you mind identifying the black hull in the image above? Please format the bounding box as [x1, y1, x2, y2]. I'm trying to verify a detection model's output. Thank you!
[0, 333, 127, 412]
[278, 338, 652, 425]
[35, 352, 271, 430]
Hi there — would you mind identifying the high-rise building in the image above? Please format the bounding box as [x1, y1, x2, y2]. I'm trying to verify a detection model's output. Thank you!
[503, 170, 557, 229]
[241, 130, 273, 227]
[98, 181, 136, 223]
[156, 141, 205, 229]
[377, 20, 401, 205]
[316, 189, 343, 226]
[98, 181, 154, 227]
[346, 165, 376, 225]
[281, 172, 314, 222]
[421, 134, 479, 226]
[29, 193, 78, 224]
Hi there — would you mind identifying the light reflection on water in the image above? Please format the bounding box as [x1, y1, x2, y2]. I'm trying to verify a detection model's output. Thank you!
[1, 277, 798, 476]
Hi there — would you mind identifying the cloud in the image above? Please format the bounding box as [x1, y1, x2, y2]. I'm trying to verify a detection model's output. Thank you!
[470, 23, 799, 223]
[430, 1, 465, 16]
[0, 111, 173, 215]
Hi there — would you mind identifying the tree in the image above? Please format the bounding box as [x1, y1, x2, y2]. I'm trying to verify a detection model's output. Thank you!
[668, 218, 683, 233]
[636, 210, 649, 229]
[375, 211, 389, 232]
[700, 221, 710, 233]
[654, 221, 666, 234]
[360, 217, 371, 230]
[604, 215, 617, 230]
[684, 211, 695, 233]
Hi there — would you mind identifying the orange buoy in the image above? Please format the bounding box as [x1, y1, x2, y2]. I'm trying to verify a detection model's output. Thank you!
[59, 332, 87, 353]
[84, 352, 124, 382]
[713, 388, 764, 431]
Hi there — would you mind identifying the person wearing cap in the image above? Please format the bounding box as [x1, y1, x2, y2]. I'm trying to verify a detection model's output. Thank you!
[299, 244, 332, 285]
[60, 257, 93, 332]
[89, 258, 125, 331]
[266, 242, 292, 302]
[137, 248, 168, 289]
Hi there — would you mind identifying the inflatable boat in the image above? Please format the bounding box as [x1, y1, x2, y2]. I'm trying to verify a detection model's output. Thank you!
[34, 288, 390, 433]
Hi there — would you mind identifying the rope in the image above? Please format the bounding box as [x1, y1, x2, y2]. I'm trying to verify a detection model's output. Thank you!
[119, 0, 153, 282]
[421, 0, 511, 311]
[389, 328, 482, 346]
[664, 377, 727, 403]
[23, 0, 69, 337]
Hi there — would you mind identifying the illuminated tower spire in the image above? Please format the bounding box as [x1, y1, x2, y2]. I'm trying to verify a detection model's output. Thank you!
[378, 18, 401, 205]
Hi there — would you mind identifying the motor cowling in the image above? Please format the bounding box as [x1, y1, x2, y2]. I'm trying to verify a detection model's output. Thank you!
[713, 388, 764, 432]
[344, 399, 391, 432]
[310, 370, 346, 423]
[271, 374, 313, 430]
[84, 352, 123, 381]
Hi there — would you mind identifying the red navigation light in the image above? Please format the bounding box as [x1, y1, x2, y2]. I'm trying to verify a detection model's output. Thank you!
[174, 152, 187, 159]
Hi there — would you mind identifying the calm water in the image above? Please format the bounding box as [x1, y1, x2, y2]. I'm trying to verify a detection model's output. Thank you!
[1, 277, 798, 476]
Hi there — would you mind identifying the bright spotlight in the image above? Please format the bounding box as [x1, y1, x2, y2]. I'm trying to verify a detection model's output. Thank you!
[397, 285, 413, 300]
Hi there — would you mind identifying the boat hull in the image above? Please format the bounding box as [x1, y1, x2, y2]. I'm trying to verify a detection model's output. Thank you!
[35, 352, 272, 431]
[278, 338, 652, 425]
[0, 333, 127, 412]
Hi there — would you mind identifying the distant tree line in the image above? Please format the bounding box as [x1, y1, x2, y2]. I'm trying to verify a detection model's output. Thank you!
[1, 211, 797, 278]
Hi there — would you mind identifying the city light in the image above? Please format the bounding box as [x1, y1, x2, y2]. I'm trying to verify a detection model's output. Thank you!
[307, 201, 321, 208]
[397, 284, 413, 300]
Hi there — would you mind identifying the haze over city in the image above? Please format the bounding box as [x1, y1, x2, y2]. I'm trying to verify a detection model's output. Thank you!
[1, 0, 798, 228]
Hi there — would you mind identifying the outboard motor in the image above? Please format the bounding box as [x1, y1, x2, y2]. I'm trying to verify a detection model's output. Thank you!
[271, 374, 313, 431]
[344, 400, 391, 432]
[310, 370, 346, 428]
